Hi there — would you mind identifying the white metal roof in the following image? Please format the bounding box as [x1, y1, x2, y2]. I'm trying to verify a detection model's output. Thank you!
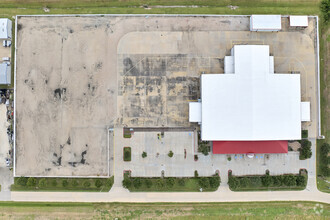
[301, 102, 311, 121]
[290, 16, 308, 27]
[189, 102, 201, 123]
[0, 19, 12, 39]
[201, 45, 301, 141]
[0, 63, 11, 84]
[250, 15, 281, 31]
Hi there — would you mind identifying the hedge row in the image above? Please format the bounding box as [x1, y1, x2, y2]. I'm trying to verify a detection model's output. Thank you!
[12, 177, 114, 192]
[228, 172, 307, 191]
[123, 174, 221, 192]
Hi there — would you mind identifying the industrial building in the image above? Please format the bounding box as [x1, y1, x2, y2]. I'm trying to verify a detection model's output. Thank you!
[0, 63, 11, 84]
[189, 45, 311, 154]
[0, 18, 12, 39]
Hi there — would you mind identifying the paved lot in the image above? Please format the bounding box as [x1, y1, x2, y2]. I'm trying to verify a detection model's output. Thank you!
[15, 15, 319, 177]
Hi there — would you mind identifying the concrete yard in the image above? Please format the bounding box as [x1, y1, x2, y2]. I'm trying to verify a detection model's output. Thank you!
[15, 15, 319, 177]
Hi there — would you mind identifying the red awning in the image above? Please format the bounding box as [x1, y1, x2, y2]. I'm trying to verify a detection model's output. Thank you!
[212, 141, 288, 154]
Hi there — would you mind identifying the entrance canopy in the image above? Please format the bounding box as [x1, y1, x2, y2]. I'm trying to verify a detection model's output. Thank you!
[213, 141, 288, 154]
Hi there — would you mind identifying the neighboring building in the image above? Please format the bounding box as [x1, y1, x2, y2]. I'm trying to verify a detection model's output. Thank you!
[0, 18, 12, 39]
[290, 16, 309, 27]
[250, 15, 281, 32]
[0, 63, 11, 84]
[189, 45, 310, 154]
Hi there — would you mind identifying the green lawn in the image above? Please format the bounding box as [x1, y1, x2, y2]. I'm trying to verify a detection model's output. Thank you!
[0, 201, 328, 219]
[11, 177, 114, 192]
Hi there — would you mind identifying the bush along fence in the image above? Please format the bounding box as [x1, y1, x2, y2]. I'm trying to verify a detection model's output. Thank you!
[228, 169, 307, 191]
[11, 176, 114, 192]
[122, 171, 221, 192]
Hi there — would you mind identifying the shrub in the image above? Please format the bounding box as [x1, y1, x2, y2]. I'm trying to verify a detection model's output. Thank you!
[240, 177, 250, 188]
[301, 130, 308, 138]
[296, 175, 306, 186]
[299, 139, 312, 160]
[209, 177, 220, 188]
[320, 0, 330, 22]
[194, 170, 199, 178]
[272, 176, 283, 186]
[72, 180, 79, 187]
[198, 141, 210, 156]
[83, 180, 91, 188]
[168, 150, 174, 158]
[62, 179, 69, 187]
[261, 175, 272, 187]
[250, 176, 262, 186]
[51, 179, 57, 187]
[227, 156, 231, 161]
[27, 177, 37, 187]
[228, 176, 240, 189]
[38, 178, 47, 188]
[142, 151, 147, 158]
[178, 178, 186, 186]
[145, 179, 152, 188]
[320, 143, 330, 176]
[95, 179, 103, 188]
[122, 178, 132, 188]
[166, 178, 175, 188]
[198, 177, 210, 188]
[133, 178, 142, 188]
[17, 177, 28, 186]
[156, 179, 165, 188]
[123, 147, 131, 161]
[106, 178, 113, 187]
[283, 175, 297, 186]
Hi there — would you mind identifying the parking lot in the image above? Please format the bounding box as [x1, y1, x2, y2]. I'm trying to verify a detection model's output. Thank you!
[15, 15, 319, 177]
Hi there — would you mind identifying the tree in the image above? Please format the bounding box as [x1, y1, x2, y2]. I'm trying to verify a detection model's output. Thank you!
[320, 0, 330, 22]
[228, 176, 240, 190]
[142, 151, 147, 158]
[168, 151, 174, 158]
[95, 179, 103, 188]
[38, 178, 47, 188]
[83, 180, 91, 188]
[26, 177, 37, 187]
[106, 178, 113, 187]
[62, 179, 69, 187]
[299, 139, 312, 160]
[17, 177, 28, 186]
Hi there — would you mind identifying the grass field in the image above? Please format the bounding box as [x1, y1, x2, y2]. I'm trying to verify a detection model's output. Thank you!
[0, 201, 328, 219]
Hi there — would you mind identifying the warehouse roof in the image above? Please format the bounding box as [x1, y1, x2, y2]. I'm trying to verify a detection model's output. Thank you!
[201, 45, 301, 141]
